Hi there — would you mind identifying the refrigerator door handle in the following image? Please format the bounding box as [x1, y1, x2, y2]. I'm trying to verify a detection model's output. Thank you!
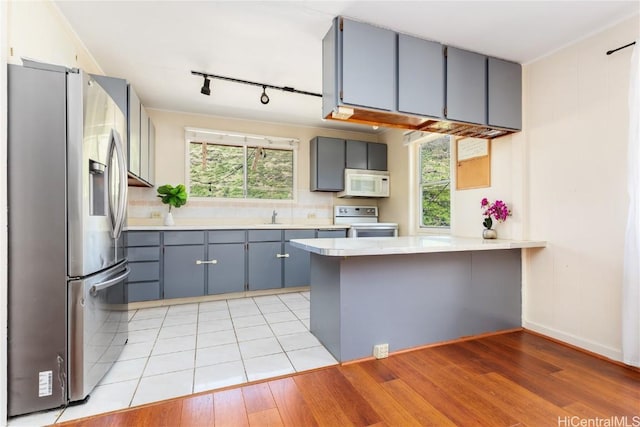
[89, 267, 130, 296]
[109, 129, 128, 240]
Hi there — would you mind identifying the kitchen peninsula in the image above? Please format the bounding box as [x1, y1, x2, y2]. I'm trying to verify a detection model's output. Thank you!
[290, 236, 546, 362]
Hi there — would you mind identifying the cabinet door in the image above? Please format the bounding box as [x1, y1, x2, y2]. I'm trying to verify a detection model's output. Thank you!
[310, 137, 345, 191]
[446, 47, 486, 125]
[341, 18, 396, 111]
[128, 86, 141, 176]
[247, 242, 282, 290]
[345, 140, 367, 169]
[140, 106, 149, 182]
[128, 282, 160, 302]
[398, 35, 443, 118]
[148, 120, 155, 185]
[367, 142, 387, 171]
[283, 242, 311, 287]
[207, 243, 245, 295]
[163, 245, 206, 299]
[487, 57, 522, 130]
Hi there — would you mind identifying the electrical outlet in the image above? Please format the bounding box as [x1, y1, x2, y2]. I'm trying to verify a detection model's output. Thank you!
[307, 213, 317, 219]
[373, 343, 389, 359]
[151, 211, 161, 219]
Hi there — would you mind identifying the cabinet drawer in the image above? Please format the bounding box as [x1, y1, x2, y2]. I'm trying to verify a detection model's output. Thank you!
[248, 229, 282, 242]
[164, 231, 205, 245]
[127, 246, 160, 261]
[127, 281, 160, 302]
[208, 230, 246, 244]
[128, 261, 160, 282]
[126, 231, 160, 247]
[284, 230, 315, 241]
[316, 229, 347, 238]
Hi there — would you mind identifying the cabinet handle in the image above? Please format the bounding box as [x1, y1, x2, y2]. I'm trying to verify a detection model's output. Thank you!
[276, 253, 290, 258]
[196, 260, 218, 265]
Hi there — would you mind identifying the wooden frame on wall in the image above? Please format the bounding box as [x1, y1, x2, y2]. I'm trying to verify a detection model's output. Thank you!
[456, 137, 491, 190]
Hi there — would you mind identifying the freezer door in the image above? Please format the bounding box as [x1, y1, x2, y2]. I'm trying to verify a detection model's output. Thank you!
[67, 72, 128, 277]
[68, 262, 129, 402]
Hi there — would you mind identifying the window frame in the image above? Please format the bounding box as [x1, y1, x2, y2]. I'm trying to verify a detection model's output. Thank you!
[417, 134, 453, 231]
[184, 127, 298, 202]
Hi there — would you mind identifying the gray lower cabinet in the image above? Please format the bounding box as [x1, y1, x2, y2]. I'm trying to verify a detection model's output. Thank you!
[163, 231, 206, 299]
[126, 231, 161, 302]
[284, 230, 316, 287]
[248, 241, 282, 290]
[207, 230, 246, 295]
[316, 229, 347, 239]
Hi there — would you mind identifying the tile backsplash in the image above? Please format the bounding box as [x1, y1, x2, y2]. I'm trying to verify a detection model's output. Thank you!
[127, 187, 336, 226]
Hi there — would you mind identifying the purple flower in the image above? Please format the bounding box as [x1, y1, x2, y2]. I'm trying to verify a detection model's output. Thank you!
[481, 198, 511, 228]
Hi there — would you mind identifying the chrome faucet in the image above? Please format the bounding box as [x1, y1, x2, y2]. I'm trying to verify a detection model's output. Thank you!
[271, 209, 278, 224]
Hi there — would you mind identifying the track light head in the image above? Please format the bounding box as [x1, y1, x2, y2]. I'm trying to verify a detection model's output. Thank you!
[260, 86, 269, 105]
[201, 77, 211, 96]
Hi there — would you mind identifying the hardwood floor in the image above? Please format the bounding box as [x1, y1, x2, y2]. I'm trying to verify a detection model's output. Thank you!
[56, 331, 640, 426]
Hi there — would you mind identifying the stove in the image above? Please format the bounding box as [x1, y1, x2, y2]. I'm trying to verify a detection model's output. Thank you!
[334, 205, 399, 238]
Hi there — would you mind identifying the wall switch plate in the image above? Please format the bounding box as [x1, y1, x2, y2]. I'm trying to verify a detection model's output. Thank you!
[373, 343, 389, 359]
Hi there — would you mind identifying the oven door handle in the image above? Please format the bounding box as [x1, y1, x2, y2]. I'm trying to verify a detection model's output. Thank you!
[90, 267, 130, 296]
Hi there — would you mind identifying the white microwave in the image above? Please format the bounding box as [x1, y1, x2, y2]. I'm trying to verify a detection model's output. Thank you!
[338, 168, 390, 198]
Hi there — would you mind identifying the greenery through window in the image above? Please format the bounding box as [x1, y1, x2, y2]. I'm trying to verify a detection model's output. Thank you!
[420, 136, 451, 227]
[189, 141, 294, 199]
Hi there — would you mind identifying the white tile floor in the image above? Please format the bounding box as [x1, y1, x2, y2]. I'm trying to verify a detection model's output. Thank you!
[8, 291, 337, 426]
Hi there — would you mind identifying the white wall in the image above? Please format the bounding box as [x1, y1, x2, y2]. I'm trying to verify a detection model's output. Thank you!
[3, 1, 103, 423]
[128, 109, 378, 226]
[379, 130, 521, 239]
[523, 15, 639, 361]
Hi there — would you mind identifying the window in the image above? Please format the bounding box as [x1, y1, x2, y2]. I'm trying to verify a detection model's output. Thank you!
[419, 136, 451, 227]
[186, 128, 296, 200]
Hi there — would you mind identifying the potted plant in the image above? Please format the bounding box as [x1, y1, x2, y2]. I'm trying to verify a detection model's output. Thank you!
[481, 198, 511, 239]
[157, 184, 187, 225]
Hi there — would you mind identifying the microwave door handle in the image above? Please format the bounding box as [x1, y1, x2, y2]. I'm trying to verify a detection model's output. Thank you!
[89, 267, 130, 296]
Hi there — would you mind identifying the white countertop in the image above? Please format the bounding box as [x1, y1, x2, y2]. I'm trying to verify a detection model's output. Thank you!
[289, 235, 547, 256]
[125, 224, 350, 231]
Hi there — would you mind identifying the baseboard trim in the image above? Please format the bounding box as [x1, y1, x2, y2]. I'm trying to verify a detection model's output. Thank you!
[340, 328, 524, 366]
[522, 320, 626, 365]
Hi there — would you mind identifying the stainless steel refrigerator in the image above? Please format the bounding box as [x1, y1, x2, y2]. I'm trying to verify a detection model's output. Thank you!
[7, 61, 130, 417]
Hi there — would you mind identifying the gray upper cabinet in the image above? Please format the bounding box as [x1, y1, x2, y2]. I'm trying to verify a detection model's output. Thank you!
[488, 57, 522, 130]
[345, 140, 387, 171]
[140, 106, 150, 182]
[345, 140, 367, 169]
[398, 35, 444, 118]
[310, 136, 345, 191]
[367, 142, 387, 171]
[148, 120, 156, 185]
[340, 18, 396, 111]
[128, 86, 141, 177]
[445, 46, 487, 125]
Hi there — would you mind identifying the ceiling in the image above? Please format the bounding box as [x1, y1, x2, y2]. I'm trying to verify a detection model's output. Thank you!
[54, 1, 639, 134]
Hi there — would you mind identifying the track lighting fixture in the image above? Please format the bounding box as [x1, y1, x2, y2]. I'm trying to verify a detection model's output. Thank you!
[200, 77, 211, 96]
[260, 86, 270, 105]
[191, 70, 321, 105]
